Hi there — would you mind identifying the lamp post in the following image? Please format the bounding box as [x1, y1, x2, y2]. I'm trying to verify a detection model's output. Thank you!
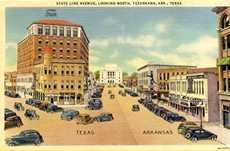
[197, 101, 205, 128]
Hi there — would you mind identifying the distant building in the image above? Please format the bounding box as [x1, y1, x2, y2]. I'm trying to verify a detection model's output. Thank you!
[4, 71, 17, 92]
[169, 68, 219, 122]
[213, 7, 230, 128]
[100, 64, 122, 85]
[16, 73, 34, 98]
[123, 74, 138, 92]
[137, 63, 195, 99]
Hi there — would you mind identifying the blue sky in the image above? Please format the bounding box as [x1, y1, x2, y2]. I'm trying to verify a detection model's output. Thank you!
[6, 7, 218, 74]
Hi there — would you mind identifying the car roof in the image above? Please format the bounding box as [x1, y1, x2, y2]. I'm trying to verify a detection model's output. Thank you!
[20, 129, 39, 134]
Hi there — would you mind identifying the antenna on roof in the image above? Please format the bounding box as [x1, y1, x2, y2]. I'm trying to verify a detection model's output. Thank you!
[45, 9, 57, 17]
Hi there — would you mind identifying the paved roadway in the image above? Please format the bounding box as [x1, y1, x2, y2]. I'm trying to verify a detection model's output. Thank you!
[5, 85, 220, 145]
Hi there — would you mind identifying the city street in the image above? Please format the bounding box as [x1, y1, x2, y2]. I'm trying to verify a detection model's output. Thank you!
[5, 85, 220, 145]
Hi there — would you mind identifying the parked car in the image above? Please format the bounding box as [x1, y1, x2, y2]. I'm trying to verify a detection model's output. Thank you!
[184, 127, 217, 141]
[162, 111, 186, 123]
[96, 112, 114, 122]
[132, 104, 140, 112]
[38, 102, 50, 111]
[24, 109, 40, 120]
[87, 99, 103, 110]
[76, 114, 95, 125]
[138, 98, 145, 104]
[31, 100, 42, 107]
[178, 121, 198, 134]
[61, 110, 79, 121]
[154, 107, 168, 117]
[14, 102, 25, 111]
[91, 92, 102, 98]
[5, 109, 17, 120]
[5, 129, 43, 146]
[5, 91, 20, 98]
[130, 92, 138, 97]
[46, 104, 63, 112]
[5, 115, 23, 129]
[25, 98, 34, 105]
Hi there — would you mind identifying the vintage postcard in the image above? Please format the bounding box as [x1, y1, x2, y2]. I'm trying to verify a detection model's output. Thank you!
[1, 0, 230, 150]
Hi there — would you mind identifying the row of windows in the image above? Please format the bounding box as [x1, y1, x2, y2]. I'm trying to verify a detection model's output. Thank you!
[38, 40, 78, 46]
[16, 77, 33, 82]
[37, 48, 78, 53]
[170, 80, 205, 95]
[37, 25, 78, 37]
[38, 83, 82, 90]
[159, 72, 186, 81]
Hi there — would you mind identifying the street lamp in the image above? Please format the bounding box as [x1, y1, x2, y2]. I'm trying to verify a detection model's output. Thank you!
[197, 101, 205, 128]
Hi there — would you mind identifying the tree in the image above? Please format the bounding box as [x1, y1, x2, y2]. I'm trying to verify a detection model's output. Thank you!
[94, 70, 100, 80]
[131, 72, 137, 78]
[122, 72, 128, 77]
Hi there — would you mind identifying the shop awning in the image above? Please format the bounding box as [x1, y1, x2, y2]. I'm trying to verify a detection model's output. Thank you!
[217, 57, 230, 66]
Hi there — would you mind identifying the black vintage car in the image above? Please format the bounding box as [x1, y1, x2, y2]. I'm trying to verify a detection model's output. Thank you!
[24, 109, 40, 120]
[184, 127, 217, 141]
[5, 116, 23, 129]
[5, 129, 43, 146]
[96, 112, 114, 122]
[132, 104, 140, 112]
[5, 109, 17, 120]
[162, 111, 186, 123]
[14, 102, 25, 111]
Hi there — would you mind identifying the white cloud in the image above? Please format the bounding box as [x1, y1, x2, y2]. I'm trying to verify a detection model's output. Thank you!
[90, 34, 164, 49]
[176, 35, 218, 55]
[103, 17, 119, 25]
[145, 35, 218, 68]
[127, 57, 149, 69]
[6, 42, 17, 49]
[5, 65, 16, 72]
[155, 23, 168, 33]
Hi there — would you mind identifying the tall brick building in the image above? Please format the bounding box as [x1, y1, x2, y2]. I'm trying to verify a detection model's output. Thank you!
[17, 19, 89, 104]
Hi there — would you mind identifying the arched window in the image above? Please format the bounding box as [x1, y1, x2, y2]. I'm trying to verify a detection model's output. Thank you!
[221, 14, 230, 29]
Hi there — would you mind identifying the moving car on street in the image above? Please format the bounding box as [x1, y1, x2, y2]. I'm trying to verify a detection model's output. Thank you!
[61, 110, 79, 121]
[5, 129, 43, 146]
[184, 127, 217, 141]
[24, 109, 40, 120]
[96, 112, 114, 122]
[87, 99, 103, 110]
[76, 114, 95, 125]
[14, 102, 25, 111]
[5, 108, 17, 120]
[110, 94, 115, 99]
[46, 104, 63, 113]
[132, 104, 140, 112]
[5, 115, 23, 129]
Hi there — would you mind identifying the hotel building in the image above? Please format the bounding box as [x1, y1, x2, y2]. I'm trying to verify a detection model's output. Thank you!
[17, 19, 89, 105]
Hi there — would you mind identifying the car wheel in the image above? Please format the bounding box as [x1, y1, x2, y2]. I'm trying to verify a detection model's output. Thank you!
[8, 142, 16, 146]
[211, 135, 217, 141]
[185, 133, 191, 139]
[191, 137, 198, 142]
[34, 139, 41, 145]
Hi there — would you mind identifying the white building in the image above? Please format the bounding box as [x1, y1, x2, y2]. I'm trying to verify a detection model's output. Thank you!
[137, 63, 195, 99]
[16, 73, 35, 98]
[169, 72, 219, 122]
[100, 64, 122, 85]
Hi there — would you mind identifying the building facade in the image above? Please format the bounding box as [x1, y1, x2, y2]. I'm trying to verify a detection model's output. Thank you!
[213, 7, 230, 128]
[17, 19, 89, 104]
[137, 64, 195, 99]
[99, 64, 122, 85]
[169, 69, 219, 122]
[16, 73, 35, 98]
[157, 67, 195, 97]
[4, 71, 17, 92]
[123, 74, 138, 92]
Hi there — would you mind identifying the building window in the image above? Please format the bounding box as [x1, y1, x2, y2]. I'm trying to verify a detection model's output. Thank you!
[67, 50, 70, 53]
[52, 26, 57, 36]
[73, 28, 78, 37]
[71, 71, 74, 75]
[73, 50, 77, 53]
[44, 67, 47, 75]
[44, 84, 47, 89]
[73, 42, 77, 46]
[221, 14, 230, 29]
[54, 84, 57, 89]
[66, 27, 71, 37]
[38, 40, 42, 44]
[38, 25, 43, 35]
[53, 41, 56, 45]
[227, 35, 230, 49]
[38, 48, 42, 51]
[67, 42, 70, 46]
[60, 49, 63, 52]
[52, 49, 56, 52]
[46, 41, 49, 44]
[60, 42, 63, 45]
[222, 37, 226, 50]
[45, 26, 50, 35]
[59, 27, 64, 36]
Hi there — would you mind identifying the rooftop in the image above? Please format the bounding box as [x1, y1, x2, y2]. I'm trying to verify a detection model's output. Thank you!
[212, 7, 228, 14]
[28, 19, 82, 28]
[137, 63, 196, 71]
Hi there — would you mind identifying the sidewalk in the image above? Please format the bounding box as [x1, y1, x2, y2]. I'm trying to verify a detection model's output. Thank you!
[158, 102, 230, 145]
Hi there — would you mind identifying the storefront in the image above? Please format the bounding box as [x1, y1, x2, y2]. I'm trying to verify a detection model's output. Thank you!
[222, 102, 230, 129]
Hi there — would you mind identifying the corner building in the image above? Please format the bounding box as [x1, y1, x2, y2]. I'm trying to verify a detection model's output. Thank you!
[17, 19, 89, 105]
[213, 7, 230, 128]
